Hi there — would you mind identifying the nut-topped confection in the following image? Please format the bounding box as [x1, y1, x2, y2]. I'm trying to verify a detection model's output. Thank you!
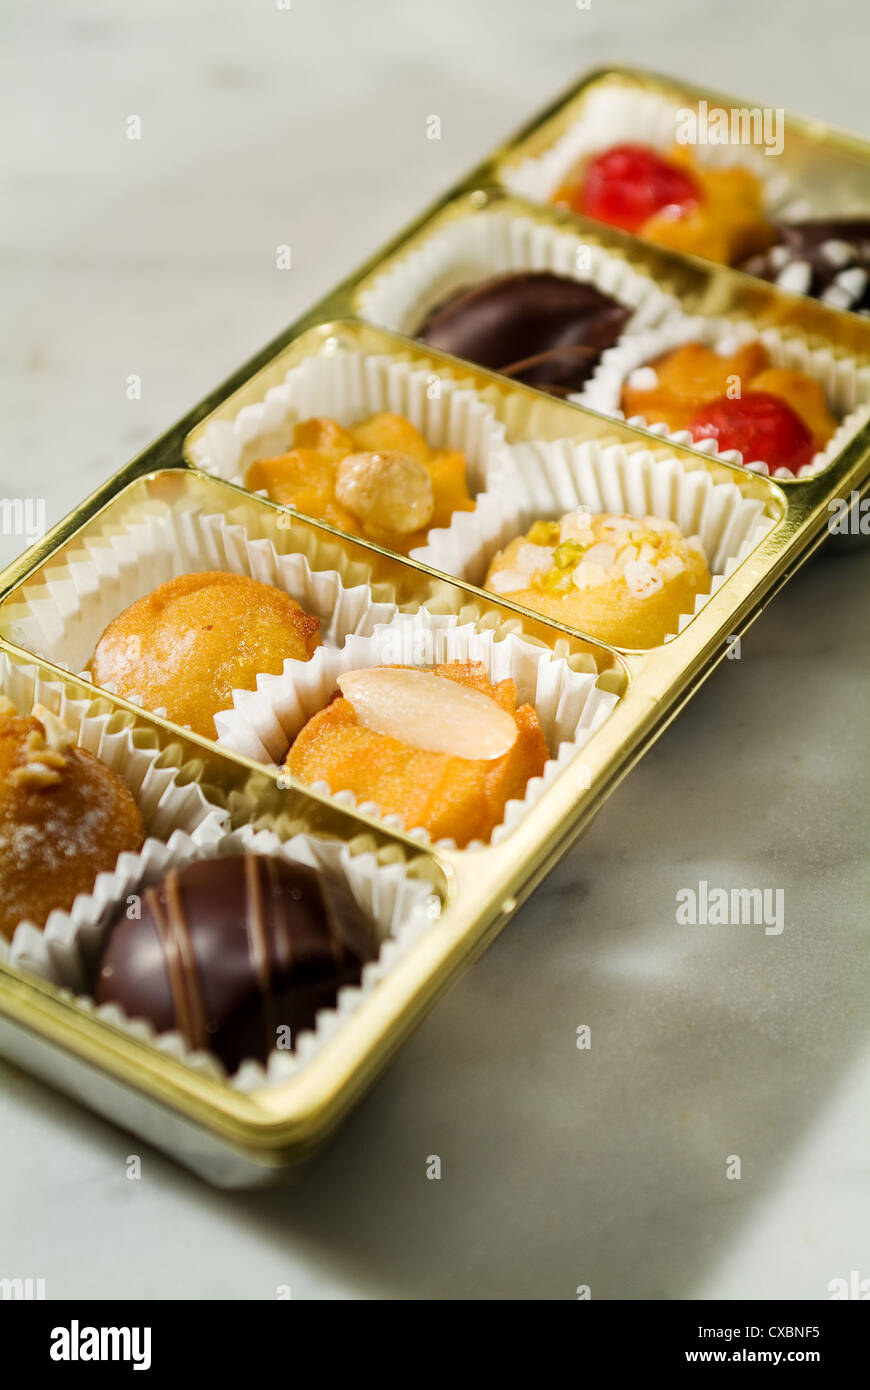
[620, 341, 838, 473]
[416, 271, 632, 396]
[94, 855, 378, 1072]
[283, 661, 549, 847]
[246, 412, 474, 554]
[553, 143, 775, 267]
[0, 697, 145, 940]
[484, 510, 711, 648]
[89, 572, 321, 739]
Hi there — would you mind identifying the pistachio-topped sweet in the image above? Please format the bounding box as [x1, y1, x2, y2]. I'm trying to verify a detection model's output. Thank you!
[484, 510, 711, 648]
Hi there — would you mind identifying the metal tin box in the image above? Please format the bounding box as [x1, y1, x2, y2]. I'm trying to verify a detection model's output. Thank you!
[1, 70, 868, 1186]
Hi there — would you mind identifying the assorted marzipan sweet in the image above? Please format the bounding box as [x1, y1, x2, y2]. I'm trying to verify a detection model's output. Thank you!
[246, 412, 474, 555]
[89, 572, 321, 739]
[284, 661, 550, 848]
[485, 510, 712, 648]
[0, 697, 145, 941]
[620, 341, 838, 473]
[553, 143, 776, 267]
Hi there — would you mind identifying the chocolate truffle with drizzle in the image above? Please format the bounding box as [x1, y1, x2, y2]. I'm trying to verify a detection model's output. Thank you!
[94, 856, 377, 1071]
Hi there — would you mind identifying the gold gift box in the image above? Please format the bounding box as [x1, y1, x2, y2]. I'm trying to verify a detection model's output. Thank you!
[1, 69, 868, 1186]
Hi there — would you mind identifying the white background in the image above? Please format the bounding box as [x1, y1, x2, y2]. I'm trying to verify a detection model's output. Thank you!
[1, 0, 869, 1299]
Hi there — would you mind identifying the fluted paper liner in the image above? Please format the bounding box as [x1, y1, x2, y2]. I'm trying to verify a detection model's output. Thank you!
[0, 652, 229, 986]
[215, 609, 621, 851]
[0, 492, 398, 712]
[187, 348, 512, 554]
[501, 82, 807, 220]
[355, 206, 682, 338]
[578, 316, 870, 479]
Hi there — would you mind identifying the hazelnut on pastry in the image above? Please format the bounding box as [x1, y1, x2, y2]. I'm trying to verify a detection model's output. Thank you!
[246, 412, 474, 555]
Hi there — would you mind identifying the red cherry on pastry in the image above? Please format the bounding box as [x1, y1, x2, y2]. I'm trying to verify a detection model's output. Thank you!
[686, 392, 816, 474]
[579, 144, 701, 233]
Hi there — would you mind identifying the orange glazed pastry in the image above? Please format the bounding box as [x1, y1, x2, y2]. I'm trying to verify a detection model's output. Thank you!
[0, 699, 145, 940]
[621, 342, 838, 449]
[284, 661, 549, 847]
[554, 143, 775, 267]
[246, 412, 475, 555]
[90, 572, 320, 739]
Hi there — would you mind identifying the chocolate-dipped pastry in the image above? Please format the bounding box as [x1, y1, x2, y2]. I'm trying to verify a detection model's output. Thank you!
[94, 856, 377, 1071]
[740, 218, 870, 315]
[416, 271, 631, 395]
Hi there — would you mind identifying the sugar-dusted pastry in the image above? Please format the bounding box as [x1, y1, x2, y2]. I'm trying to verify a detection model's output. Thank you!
[740, 217, 870, 314]
[284, 661, 549, 847]
[554, 143, 775, 266]
[620, 341, 838, 473]
[246, 412, 475, 555]
[484, 510, 711, 648]
[416, 271, 632, 395]
[0, 698, 145, 940]
[90, 572, 320, 739]
[94, 856, 377, 1072]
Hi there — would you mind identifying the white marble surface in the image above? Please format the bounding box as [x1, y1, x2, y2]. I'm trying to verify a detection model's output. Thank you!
[1, 0, 869, 1300]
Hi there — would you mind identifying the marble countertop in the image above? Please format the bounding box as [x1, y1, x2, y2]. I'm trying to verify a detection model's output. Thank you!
[1, 0, 868, 1300]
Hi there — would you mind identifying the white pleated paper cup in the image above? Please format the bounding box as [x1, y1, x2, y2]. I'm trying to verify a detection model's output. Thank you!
[418, 438, 776, 639]
[502, 82, 807, 220]
[0, 651, 229, 987]
[354, 207, 683, 341]
[0, 491, 398, 699]
[16, 825, 441, 1092]
[214, 609, 621, 852]
[187, 349, 512, 545]
[579, 316, 870, 479]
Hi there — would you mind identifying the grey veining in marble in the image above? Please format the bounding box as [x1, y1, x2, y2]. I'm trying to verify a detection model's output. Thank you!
[0, 0, 868, 1300]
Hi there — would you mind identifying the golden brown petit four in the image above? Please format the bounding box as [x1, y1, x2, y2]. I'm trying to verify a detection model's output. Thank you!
[245, 412, 474, 555]
[0, 698, 145, 940]
[284, 661, 549, 847]
[90, 572, 320, 739]
[554, 143, 775, 267]
[484, 511, 711, 649]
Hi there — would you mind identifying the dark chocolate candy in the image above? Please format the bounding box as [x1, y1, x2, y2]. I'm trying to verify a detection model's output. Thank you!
[740, 218, 870, 315]
[94, 855, 377, 1072]
[416, 271, 631, 395]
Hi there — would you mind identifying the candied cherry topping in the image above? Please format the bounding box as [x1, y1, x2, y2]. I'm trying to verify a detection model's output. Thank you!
[579, 144, 701, 233]
[686, 392, 816, 475]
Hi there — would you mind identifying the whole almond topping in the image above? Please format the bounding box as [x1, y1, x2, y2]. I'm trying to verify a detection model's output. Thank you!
[337, 667, 517, 761]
